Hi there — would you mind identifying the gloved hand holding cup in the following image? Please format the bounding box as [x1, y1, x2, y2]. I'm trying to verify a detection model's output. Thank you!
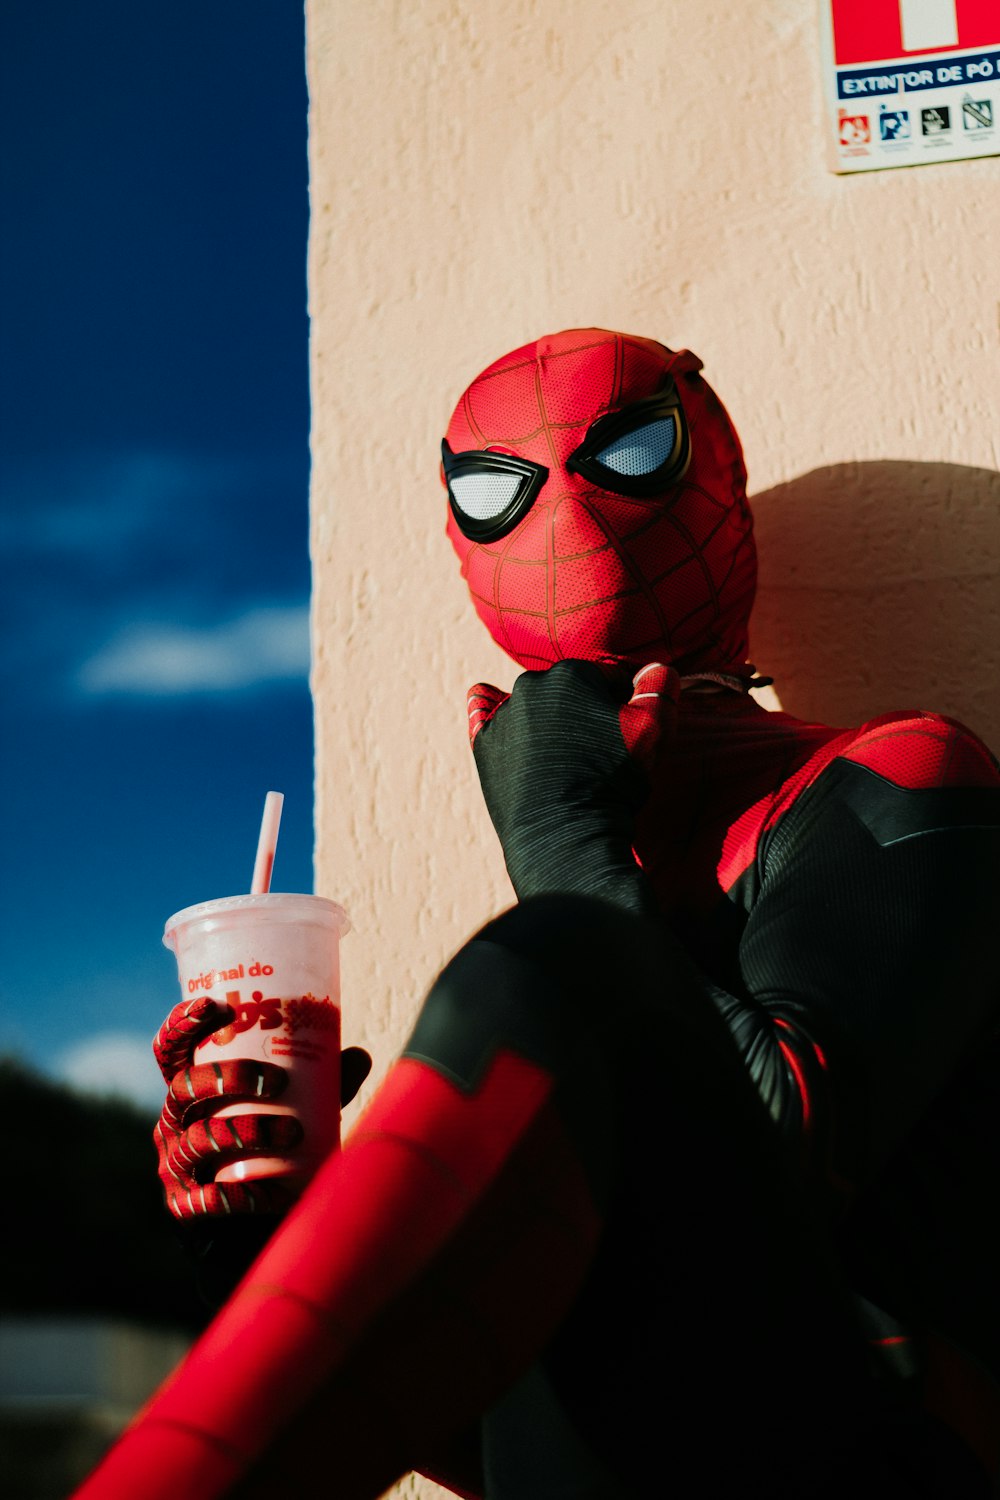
[157, 793, 352, 1217]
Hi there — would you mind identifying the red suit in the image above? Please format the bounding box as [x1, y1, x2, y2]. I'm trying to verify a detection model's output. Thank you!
[76, 331, 1000, 1499]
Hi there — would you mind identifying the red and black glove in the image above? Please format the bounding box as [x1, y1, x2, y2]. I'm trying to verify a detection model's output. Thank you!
[468, 659, 678, 916]
[153, 996, 372, 1308]
[153, 995, 372, 1220]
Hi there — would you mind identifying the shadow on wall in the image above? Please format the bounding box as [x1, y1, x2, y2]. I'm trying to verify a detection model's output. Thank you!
[749, 462, 1000, 753]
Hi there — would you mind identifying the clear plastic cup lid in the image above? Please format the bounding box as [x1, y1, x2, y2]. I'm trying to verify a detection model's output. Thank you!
[163, 892, 350, 949]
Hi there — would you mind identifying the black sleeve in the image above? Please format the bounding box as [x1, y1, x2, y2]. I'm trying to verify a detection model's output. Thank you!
[711, 758, 1000, 1198]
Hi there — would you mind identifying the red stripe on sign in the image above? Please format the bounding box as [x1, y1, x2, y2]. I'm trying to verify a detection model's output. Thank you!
[954, 0, 1000, 49]
[832, 0, 997, 64]
[832, 0, 903, 65]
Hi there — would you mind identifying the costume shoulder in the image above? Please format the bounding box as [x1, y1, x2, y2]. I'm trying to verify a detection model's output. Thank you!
[719, 707, 999, 900]
[836, 709, 1000, 791]
[727, 705, 1000, 1190]
[751, 709, 1000, 877]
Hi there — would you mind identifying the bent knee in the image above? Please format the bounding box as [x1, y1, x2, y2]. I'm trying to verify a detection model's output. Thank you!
[403, 896, 654, 1089]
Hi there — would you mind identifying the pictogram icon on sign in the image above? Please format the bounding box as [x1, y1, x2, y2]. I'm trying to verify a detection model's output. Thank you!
[920, 105, 951, 133]
[839, 110, 871, 145]
[961, 95, 993, 128]
[879, 107, 911, 139]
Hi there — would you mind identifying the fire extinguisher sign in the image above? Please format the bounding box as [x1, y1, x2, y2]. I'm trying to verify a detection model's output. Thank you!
[820, 0, 1000, 171]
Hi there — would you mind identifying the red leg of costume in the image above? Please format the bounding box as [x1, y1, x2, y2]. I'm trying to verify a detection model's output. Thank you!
[72, 1050, 601, 1500]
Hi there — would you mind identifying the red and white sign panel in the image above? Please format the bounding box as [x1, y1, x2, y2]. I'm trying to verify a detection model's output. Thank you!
[820, 0, 1000, 171]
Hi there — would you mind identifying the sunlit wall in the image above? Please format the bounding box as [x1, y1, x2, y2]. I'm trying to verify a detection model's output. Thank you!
[306, 5, 998, 1488]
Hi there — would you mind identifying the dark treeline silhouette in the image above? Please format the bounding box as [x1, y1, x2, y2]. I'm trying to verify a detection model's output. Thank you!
[1, 1057, 207, 1333]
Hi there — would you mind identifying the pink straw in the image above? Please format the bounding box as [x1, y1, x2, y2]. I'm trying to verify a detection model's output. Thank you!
[251, 791, 284, 894]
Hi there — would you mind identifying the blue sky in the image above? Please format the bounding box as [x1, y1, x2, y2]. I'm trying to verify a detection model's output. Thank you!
[1, 3, 315, 1109]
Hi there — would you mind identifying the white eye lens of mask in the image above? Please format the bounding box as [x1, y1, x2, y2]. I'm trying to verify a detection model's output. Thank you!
[594, 417, 677, 477]
[450, 470, 523, 521]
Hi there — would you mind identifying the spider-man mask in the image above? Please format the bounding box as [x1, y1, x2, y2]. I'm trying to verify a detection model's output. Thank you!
[443, 328, 756, 674]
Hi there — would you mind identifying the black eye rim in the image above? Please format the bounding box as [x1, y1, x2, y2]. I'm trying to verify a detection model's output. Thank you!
[441, 440, 549, 542]
[565, 384, 691, 499]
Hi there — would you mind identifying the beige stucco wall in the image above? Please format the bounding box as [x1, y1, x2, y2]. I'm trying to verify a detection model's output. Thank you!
[306, 2, 997, 1490]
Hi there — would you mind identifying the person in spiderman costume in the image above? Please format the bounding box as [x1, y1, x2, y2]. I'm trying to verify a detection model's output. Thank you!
[77, 329, 1000, 1500]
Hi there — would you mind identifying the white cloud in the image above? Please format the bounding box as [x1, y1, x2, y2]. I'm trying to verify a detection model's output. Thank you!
[1, 449, 257, 558]
[53, 1031, 164, 1113]
[76, 604, 310, 696]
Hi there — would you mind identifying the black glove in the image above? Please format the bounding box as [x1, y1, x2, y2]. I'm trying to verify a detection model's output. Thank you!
[468, 659, 677, 916]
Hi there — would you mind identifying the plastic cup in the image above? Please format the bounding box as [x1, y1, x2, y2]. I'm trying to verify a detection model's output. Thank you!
[162, 893, 349, 1185]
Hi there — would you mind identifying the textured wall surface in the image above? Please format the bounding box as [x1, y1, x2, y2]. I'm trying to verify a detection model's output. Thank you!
[306, 3, 997, 1488]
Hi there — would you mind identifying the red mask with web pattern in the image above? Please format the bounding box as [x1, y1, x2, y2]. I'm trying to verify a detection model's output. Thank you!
[443, 328, 756, 674]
